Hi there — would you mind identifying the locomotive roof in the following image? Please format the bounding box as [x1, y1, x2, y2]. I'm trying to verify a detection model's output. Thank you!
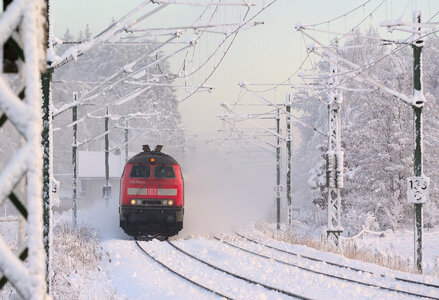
[127, 151, 179, 165]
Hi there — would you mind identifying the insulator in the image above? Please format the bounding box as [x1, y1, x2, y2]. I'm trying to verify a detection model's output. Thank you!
[326, 151, 335, 188]
[335, 151, 344, 188]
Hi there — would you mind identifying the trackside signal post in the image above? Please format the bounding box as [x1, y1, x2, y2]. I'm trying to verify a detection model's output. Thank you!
[326, 63, 344, 246]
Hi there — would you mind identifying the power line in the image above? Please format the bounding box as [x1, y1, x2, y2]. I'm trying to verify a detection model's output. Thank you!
[178, 0, 279, 103]
[305, 0, 375, 27]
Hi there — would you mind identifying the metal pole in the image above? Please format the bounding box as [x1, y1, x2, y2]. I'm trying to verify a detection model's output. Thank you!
[276, 108, 281, 230]
[103, 106, 111, 205]
[41, 63, 52, 294]
[125, 119, 129, 162]
[326, 60, 344, 246]
[412, 12, 425, 273]
[72, 92, 78, 228]
[285, 94, 293, 231]
[41, 0, 52, 288]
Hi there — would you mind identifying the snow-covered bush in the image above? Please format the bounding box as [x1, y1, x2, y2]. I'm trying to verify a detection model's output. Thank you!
[344, 209, 379, 236]
[51, 223, 115, 299]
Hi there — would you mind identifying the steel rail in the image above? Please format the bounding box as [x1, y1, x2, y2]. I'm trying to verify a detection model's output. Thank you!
[135, 239, 233, 299]
[167, 241, 311, 300]
[216, 236, 438, 300]
[235, 232, 439, 290]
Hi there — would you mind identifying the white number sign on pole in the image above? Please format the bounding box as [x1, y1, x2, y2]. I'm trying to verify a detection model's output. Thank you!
[274, 185, 283, 198]
[407, 176, 429, 204]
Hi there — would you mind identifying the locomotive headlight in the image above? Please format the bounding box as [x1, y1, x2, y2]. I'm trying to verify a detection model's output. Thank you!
[162, 200, 167, 205]
[130, 199, 136, 205]
[168, 200, 174, 206]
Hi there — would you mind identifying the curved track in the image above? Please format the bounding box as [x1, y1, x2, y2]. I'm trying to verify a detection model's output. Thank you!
[135, 239, 232, 299]
[236, 231, 439, 289]
[136, 238, 311, 299]
[167, 240, 311, 300]
[215, 235, 438, 300]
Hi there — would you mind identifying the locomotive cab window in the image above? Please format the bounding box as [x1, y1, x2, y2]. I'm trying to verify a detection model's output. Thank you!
[154, 166, 175, 179]
[130, 165, 150, 178]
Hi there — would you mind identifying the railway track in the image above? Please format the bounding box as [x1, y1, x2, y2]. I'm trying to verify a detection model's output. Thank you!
[135, 238, 311, 300]
[215, 234, 438, 300]
[135, 239, 232, 299]
[167, 240, 311, 300]
[236, 231, 439, 289]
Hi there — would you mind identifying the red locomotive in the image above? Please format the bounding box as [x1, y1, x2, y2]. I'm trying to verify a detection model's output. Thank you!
[119, 145, 184, 239]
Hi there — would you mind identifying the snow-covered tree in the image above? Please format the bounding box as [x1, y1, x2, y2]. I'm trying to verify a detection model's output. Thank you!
[84, 24, 92, 40]
[294, 29, 439, 232]
[61, 29, 74, 43]
[77, 30, 84, 43]
[52, 25, 185, 192]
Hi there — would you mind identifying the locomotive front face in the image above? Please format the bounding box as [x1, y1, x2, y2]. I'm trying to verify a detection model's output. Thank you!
[119, 153, 184, 238]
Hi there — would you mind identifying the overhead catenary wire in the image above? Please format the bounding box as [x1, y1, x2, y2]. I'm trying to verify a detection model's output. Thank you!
[53, 0, 233, 114]
[149, 0, 254, 7]
[304, 0, 375, 27]
[297, 26, 439, 103]
[242, 87, 327, 137]
[52, 34, 179, 116]
[109, 117, 181, 152]
[244, 0, 386, 95]
[52, 0, 157, 68]
[54, 84, 152, 138]
[243, 51, 312, 93]
[295, 21, 439, 102]
[178, 0, 278, 103]
[53, 0, 266, 127]
[296, 4, 439, 88]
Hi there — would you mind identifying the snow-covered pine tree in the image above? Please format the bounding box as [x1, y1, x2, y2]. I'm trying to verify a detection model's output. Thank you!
[77, 30, 84, 43]
[61, 29, 74, 43]
[84, 24, 92, 41]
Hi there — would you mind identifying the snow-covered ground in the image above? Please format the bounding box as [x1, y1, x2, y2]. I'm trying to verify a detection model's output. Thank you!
[50, 194, 437, 299]
[352, 228, 439, 275]
[1, 191, 438, 299]
[258, 221, 439, 276]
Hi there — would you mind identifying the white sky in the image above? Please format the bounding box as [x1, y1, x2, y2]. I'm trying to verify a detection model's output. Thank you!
[52, 0, 439, 141]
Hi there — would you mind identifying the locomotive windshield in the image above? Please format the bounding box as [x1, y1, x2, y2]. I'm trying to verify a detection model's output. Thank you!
[130, 165, 151, 178]
[154, 166, 175, 179]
